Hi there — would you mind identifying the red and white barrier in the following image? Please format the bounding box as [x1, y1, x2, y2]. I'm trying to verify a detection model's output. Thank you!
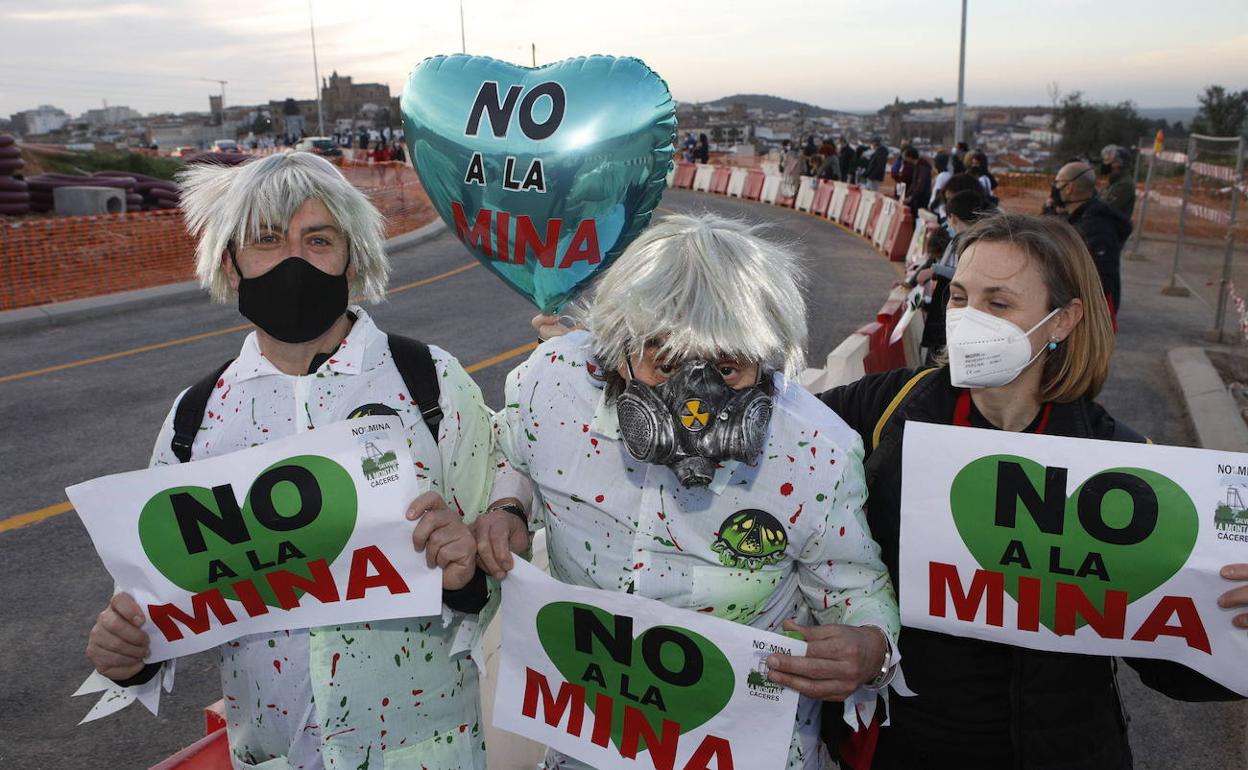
[795, 176, 817, 212]
[673, 161, 696, 189]
[813, 180, 835, 217]
[743, 169, 765, 200]
[727, 168, 749, 198]
[710, 166, 732, 195]
[760, 174, 783, 205]
[693, 164, 716, 193]
[827, 182, 850, 222]
[854, 190, 878, 235]
[883, 205, 915, 262]
[872, 197, 897, 251]
[840, 185, 862, 227]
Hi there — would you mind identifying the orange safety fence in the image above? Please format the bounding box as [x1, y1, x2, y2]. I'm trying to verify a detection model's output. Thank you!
[0, 166, 435, 312]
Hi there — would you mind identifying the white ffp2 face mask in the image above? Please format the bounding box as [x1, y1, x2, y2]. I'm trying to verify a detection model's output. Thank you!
[945, 306, 1061, 388]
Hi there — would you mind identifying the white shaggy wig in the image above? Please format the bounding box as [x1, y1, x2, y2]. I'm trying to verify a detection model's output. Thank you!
[178, 152, 389, 302]
[582, 213, 807, 379]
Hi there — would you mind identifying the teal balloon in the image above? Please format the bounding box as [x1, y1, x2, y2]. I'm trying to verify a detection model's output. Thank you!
[401, 54, 676, 313]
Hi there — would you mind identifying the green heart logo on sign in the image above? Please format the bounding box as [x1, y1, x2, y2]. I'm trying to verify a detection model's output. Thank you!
[950, 455, 1198, 631]
[138, 455, 357, 606]
[536, 601, 733, 752]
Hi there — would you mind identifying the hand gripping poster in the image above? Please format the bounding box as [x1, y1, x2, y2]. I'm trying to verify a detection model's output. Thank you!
[66, 417, 441, 662]
[899, 421, 1248, 695]
[494, 559, 806, 770]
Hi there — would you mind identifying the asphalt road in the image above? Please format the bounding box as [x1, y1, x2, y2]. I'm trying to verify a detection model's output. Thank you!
[1, 189, 1242, 769]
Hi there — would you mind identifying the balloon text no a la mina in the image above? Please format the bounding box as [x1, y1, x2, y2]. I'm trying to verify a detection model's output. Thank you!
[402, 54, 676, 313]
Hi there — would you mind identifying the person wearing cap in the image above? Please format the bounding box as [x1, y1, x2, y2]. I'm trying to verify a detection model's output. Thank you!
[1099, 144, 1136, 220]
[476, 213, 900, 770]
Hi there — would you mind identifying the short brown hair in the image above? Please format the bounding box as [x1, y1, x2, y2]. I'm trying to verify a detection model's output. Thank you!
[957, 213, 1114, 402]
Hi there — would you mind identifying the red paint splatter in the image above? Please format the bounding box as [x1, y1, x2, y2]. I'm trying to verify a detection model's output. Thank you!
[398, 393, 406, 400]
[839, 526, 846, 536]
[220, 384, 231, 401]
[411, 689, 424, 696]
[590, 438, 599, 449]
[813, 430, 819, 438]
[810, 446, 817, 457]
[382, 697, 390, 706]
[414, 461, 426, 469]
[458, 723, 469, 733]
[328, 358, 338, 365]
[331, 653, 340, 678]
[633, 562, 645, 569]
[582, 423, 589, 433]
[786, 455, 796, 463]
[380, 714, 385, 723]
[260, 428, 269, 433]
[272, 660, 281, 673]
[657, 510, 666, 520]
[380, 730, 387, 738]
[789, 502, 805, 525]
[215, 378, 225, 388]
[698, 607, 715, 613]
[780, 482, 794, 496]
[586, 363, 598, 374]
[595, 494, 605, 503]
[207, 410, 214, 419]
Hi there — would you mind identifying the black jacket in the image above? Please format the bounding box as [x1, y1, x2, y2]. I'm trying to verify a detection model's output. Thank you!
[1068, 198, 1132, 311]
[819, 368, 1238, 770]
[865, 147, 889, 183]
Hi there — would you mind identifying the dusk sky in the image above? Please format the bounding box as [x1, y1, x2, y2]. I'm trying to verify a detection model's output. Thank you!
[2, 0, 1244, 118]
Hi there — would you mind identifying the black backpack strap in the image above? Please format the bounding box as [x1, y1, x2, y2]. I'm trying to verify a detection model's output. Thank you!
[171, 359, 234, 463]
[387, 334, 443, 441]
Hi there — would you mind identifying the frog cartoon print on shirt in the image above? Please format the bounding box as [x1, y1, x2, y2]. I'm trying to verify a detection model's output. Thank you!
[712, 509, 789, 571]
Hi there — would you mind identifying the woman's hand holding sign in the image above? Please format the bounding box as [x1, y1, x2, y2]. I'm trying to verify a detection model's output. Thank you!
[1220, 564, 1248, 629]
[764, 619, 889, 701]
[86, 592, 150, 681]
[407, 492, 477, 591]
[470, 499, 530, 580]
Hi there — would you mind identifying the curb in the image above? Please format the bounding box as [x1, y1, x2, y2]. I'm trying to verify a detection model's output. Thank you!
[1165, 347, 1248, 451]
[0, 219, 447, 336]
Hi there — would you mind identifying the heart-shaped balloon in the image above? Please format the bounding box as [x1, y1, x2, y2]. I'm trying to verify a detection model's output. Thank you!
[535, 601, 735, 752]
[138, 455, 358, 607]
[402, 54, 676, 313]
[950, 455, 1198, 632]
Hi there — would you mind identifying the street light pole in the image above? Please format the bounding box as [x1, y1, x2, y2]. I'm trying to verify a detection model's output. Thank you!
[953, 0, 967, 146]
[460, 1, 467, 54]
[308, 0, 325, 136]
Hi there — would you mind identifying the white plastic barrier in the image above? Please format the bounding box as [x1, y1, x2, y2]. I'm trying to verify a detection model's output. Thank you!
[760, 174, 783, 205]
[822, 333, 871, 389]
[827, 182, 849, 222]
[854, 190, 878, 234]
[873, 197, 897, 250]
[795, 176, 817, 212]
[901, 304, 926, 367]
[692, 164, 716, 192]
[905, 209, 940, 267]
[761, 161, 781, 176]
[726, 167, 749, 198]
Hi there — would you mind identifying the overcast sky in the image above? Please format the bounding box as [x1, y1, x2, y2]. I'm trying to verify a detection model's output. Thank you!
[2, 0, 1244, 118]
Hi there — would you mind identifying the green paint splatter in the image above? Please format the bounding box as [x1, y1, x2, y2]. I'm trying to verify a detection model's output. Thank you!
[394, 654, 401, 666]
[816, 493, 826, 502]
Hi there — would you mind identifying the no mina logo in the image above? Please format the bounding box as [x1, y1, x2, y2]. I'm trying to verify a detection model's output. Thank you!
[1216, 476, 1248, 537]
[712, 510, 788, 571]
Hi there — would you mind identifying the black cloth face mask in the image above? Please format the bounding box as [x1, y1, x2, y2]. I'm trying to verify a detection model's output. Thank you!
[616, 359, 773, 488]
[234, 254, 349, 343]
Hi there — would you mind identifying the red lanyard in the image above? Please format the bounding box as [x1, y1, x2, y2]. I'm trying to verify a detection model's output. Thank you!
[954, 390, 1053, 434]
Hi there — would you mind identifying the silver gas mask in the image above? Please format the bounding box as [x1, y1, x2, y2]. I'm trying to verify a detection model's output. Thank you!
[616, 359, 773, 487]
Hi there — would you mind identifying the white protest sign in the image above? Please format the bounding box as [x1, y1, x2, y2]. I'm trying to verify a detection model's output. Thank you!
[899, 421, 1248, 695]
[67, 417, 441, 661]
[493, 559, 805, 770]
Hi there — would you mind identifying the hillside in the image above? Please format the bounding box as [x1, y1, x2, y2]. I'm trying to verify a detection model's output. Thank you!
[701, 93, 845, 117]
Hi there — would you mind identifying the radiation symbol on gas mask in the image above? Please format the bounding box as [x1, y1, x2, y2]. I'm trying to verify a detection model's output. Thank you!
[680, 399, 712, 432]
[711, 509, 789, 571]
